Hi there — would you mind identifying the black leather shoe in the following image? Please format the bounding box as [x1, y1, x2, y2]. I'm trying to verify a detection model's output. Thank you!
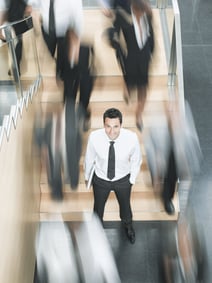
[164, 200, 175, 215]
[125, 226, 136, 244]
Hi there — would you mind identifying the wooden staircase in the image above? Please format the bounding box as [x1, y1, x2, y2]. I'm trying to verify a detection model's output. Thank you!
[36, 8, 179, 222]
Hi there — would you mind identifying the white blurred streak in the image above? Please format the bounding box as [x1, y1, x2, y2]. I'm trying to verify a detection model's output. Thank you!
[36, 219, 80, 283]
[144, 100, 202, 187]
[35, 213, 121, 282]
[75, 213, 121, 283]
[0, 0, 7, 11]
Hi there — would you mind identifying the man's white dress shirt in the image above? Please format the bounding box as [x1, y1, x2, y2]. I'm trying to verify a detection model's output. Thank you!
[29, 0, 83, 37]
[84, 128, 142, 185]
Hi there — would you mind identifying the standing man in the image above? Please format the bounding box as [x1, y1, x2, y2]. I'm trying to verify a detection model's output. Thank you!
[84, 108, 142, 244]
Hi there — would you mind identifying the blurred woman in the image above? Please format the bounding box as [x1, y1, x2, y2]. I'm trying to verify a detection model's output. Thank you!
[108, 0, 154, 131]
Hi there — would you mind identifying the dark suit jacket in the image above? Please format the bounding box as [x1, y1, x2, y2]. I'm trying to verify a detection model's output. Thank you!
[110, 4, 154, 87]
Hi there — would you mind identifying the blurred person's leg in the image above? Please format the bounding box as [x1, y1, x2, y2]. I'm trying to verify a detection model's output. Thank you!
[162, 148, 177, 214]
[136, 85, 147, 131]
[65, 99, 82, 189]
[63, 66, 80, 103]
[44, 113, 63, 200]
[78, 45, 95, 131]
[56, 37, 67, 81]
[61, 35, 80, 103]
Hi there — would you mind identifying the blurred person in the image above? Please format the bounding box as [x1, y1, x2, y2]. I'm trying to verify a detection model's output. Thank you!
[84, 108, 142, 244]
[158, 206, 207, 283]
[36, 102, 82, 199]
[30, 0, 95, 131]
[1, 0, 32, 75]
[61, 33, 96, 132]
[106, 0, 154, 131]
[144, 100, 202, 215]
[74, 213, 121, 283]
[29, 0, 83, 75]
[162, 100, 202, 214]
[144, 117, 175, 214]
[36, 220, 80, 283]
[36, 214, 121, 283]
[98, 0, 130, 16]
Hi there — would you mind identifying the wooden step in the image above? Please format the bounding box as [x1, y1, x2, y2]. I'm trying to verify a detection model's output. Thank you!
[40, 158, 152, 186]
[40, 190, 179, 222]
[40, 75, 170, 103]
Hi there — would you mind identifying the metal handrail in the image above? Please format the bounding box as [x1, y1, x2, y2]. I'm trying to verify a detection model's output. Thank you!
[170, 0, 184, 111]
[0, 16, 33, 37]
[157, 0, 185, 111]
[0, 16, 41, 147]
[0, 17, 34, 99]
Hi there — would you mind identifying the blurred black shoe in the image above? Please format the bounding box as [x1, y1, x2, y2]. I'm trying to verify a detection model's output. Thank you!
[125, 225, 136, 244]
[164, 200, 175, 215]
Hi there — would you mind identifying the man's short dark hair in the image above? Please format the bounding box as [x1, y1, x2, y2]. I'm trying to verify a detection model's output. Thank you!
[103, 108, 123, 124]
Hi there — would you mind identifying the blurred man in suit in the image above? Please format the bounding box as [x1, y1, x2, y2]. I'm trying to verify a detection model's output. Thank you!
[30, 0, 95, 131]
[1, 0, 32, 75]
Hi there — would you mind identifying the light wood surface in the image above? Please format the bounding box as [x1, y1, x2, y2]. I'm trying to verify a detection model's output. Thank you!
[0, 92, 40, 282]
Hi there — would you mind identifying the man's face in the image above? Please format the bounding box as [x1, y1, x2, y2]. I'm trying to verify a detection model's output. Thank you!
[104, 117, 121, 140]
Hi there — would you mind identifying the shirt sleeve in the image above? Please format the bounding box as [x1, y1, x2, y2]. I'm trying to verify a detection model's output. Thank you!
[129, 134, 142, 184]
[84, 134, 96, 181]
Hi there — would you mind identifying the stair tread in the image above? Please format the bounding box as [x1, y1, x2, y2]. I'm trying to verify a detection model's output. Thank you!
[40, 164, 152, 188]
[40, 194, 179, 214]
[40, 191, 179, 221]
[40, 211, 178, 222]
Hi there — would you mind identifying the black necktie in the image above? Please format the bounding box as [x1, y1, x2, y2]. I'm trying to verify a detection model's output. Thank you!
[49, 0, 56, 36]
[107, 141, 115, 180]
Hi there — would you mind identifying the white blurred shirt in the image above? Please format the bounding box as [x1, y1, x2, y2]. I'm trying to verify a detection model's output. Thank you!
[28, 0, 83, 37]
[0, 0, 7, 11]
[84, 128, 142, 184]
